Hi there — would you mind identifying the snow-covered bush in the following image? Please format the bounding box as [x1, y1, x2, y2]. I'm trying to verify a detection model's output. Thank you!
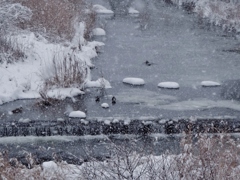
[0, 2, 32, 34]
[79, 134, 240, 179]
[0, 36, 26, 63]
[0, 2, 30, 63]
[171, 0, 240, 32]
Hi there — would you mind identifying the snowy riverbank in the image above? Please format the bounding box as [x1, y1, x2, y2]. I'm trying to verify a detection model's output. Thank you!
[172, 0, 240, 33]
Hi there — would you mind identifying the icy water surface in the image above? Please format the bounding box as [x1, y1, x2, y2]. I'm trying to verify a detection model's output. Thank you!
[87, 0, 240, 119]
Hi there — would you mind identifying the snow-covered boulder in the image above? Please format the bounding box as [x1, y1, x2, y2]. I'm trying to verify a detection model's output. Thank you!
[158, 82, 180, 89]
[123, 77, 145, 86]
[69, 111, 86, 118]
[92, 28, 106, 36]
[92, 4, 114, 14]
[101, 103, 109, 108]
[201, 81, 221, 87]
[42, 161, 58, 176]
[128, 7, 139, 14]
[85, 78, 112, 89]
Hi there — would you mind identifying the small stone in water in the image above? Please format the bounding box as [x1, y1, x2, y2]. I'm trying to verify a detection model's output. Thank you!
[101, 103, 109, 108]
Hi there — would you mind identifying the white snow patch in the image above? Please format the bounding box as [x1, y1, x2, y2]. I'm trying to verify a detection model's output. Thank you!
[104, 119, 111, 125]
[92, 28, 106, 36]
[158, 82, 180, 89]
[80, 119, 89, 125]
[201, 81, 221, 87]
[101, 103, 109, 109]
[57, 118, 65, 122]
[19, 118, 31, 123]
[124, 118, 131, 125]
[128, 7, 139, 14]
[123, 77, 145, 85]
[85, 78, 111, 89]
[47, 88, 85, 100]
[69, 111, 86, 118]
[113, 118, 119, 123]
[42, 161, 58, 173]
[92, 4, 114, 14]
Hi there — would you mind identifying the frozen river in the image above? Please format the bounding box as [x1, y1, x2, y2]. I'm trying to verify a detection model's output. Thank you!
[1, 0, 240, 163]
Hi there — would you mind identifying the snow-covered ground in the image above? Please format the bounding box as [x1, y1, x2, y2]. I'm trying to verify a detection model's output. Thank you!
[0, 18, 106, 105]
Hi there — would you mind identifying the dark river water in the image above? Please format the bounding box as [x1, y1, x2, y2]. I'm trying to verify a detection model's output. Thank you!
[1, 0, 240, 163]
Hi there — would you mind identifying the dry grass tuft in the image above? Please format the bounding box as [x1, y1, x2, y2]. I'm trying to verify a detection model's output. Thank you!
[0, 36, 26, 63]
[15, 0, 96, 41]
[42, 52, 87, 90]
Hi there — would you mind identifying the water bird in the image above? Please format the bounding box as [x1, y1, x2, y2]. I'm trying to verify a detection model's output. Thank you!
[144, 60, 156, 66]
[95, 96, 100, 103]
[112, 96, 116, 104]
[12, 107, 23, 114]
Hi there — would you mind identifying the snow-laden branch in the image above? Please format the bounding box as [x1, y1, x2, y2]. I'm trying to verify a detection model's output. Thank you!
[0, 3, 32, 31]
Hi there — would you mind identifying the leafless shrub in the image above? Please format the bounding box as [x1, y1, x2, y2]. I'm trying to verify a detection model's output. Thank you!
[0, 36, 26, 63]
[80, 133, 240, 180]
[42, 52, 87, 90]
[175, 133, 240, 180]
[15, 0, 96, 41]
[16, 0, 77, 40]
[81, 141, 154, 180]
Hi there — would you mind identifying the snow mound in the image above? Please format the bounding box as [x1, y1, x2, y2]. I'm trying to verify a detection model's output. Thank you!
[158, 82, 180, 89]
[85, 78, 112, 89]
[92, 4, 114, 14]
[69, 111, 86, 118]
[101, 103, 109, 108]
[201, 81, 221, 87]
[19, 118, 31, 123]
[128, 7, 139, 14]
[42, 161, 58, 171]
[47, 88, 85, 100]
[123, 77, 145, 86]
[92, 28, 106, 36]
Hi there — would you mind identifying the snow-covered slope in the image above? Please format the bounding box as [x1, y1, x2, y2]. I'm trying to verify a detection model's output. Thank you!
[0, 22, 105, 105]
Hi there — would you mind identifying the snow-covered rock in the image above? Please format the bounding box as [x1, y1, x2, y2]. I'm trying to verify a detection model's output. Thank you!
[123, 77, 145, 86]
[69, 111, 86, 118]
[92, 28, 106, 36]
[92, 4, 114, 14]
[158, 82, 180, 89]
[101, 103, 109, 108]
[42, 161, 58, 176]
[85, 78, 112, 89]
[128, 7, 139, 14]
[201, 81, 221, 87]
[47, 88, 85, 100]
